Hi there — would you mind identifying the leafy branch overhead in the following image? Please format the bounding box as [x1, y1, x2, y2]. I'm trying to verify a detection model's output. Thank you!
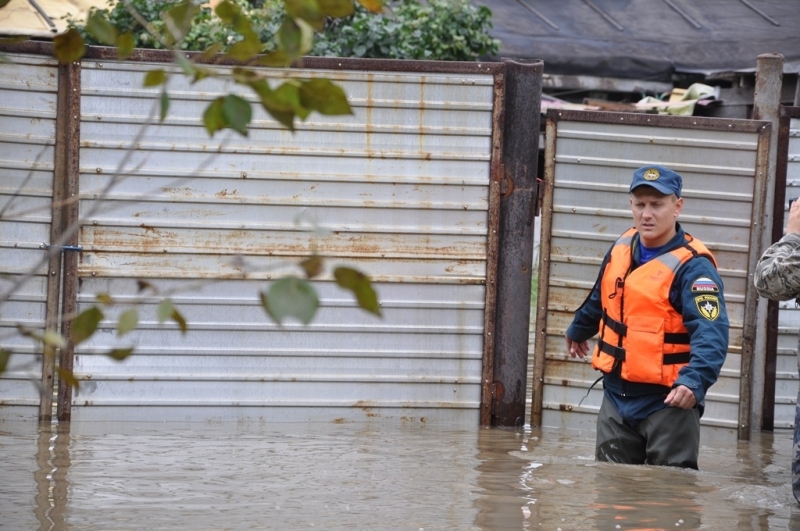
[54, 0, 386, 133]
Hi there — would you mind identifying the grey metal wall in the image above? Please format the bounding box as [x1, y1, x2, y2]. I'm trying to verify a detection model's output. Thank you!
[775, 113, 800, 429]
[69, 58, 497, 422]
[0, 54, 58, 421]
[533, 110, 770, 438]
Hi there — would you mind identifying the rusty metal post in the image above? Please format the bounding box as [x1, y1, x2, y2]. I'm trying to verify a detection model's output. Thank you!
[491, 58, 543, 427]
[745, 53, 784, 439]
[763, 103, 796, 430]
[39, 62, 73, 422]
[56, 60, 82, 423]
[481, 70, 505, 426]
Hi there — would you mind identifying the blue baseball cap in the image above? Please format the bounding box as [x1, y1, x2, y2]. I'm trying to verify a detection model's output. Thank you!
[629, 165, 682, 198]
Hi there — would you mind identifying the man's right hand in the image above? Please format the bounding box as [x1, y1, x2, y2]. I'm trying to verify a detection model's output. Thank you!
[565, 336, 590, 359]
[788, 198, 800, 235]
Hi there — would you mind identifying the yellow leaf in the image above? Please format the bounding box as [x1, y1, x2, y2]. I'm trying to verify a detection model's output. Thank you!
[356, 0, 383, 13]
[53, 28, 86, 64]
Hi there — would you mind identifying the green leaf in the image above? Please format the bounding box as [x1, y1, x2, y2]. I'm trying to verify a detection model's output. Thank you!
[251, 81, 307, 130]
[276, 82, 311, 120]
[96, 292, 114, 305]
[214, 0, 239, 25]
[334, 266, 381, 316]
[160, 90, 170, 122]
[86, 12, 118, 46]
[266, 109, 296, 131]
[53, 28, 86, 64]
[175, 53, 196, 76]
[72, 306, 104, 345]
[171, 308, 188, 334]
[57, 367, 80, 389]
[117, 32, 134, 60]
[299, 78, 352, 115]
[227, 35, 262, 62]
[200, 42, 225, 61]
[117, 309, 138, 336]
[254, 50, 293, 68]
[157, 299, 174, 323]
[156, 299, 187, 332]
[144, 69, 167, 87]
[299, 255, 324, 278]
[285, 0, 325, 30]
[42, 331, 67, 349]
[278, 17, 313, 58]
[215, 0, 258, 40]
[203, 97, 227, 135]
[233, 67, 262, 84]
[221, 94, 252, 136]
[163, 1, 200, 44]
[190, 65, 214, 84]
[0, 349, 9, 375]
[318, 0, 355, 18]
[107, 348, 135, 361]
[260, 277, 319, 325]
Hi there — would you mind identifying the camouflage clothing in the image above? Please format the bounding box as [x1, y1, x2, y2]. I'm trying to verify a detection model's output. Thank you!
[753, 232, 800, 503]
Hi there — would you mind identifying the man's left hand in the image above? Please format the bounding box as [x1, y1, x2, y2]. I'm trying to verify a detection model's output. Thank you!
[664, 385, 697, 409]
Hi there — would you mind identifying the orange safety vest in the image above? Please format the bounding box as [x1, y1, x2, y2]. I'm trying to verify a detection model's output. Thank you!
[591, 228, 717, 387]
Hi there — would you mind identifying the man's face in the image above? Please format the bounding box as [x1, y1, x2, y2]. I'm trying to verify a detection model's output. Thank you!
[630, 187, 683, 248]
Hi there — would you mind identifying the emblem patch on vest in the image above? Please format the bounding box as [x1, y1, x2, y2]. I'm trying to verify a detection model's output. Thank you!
[695, 294, 720, 321]
[691, 277, 719, 293]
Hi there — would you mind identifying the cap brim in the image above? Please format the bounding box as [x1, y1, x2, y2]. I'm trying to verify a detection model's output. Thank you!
[630, 182, 675, 195]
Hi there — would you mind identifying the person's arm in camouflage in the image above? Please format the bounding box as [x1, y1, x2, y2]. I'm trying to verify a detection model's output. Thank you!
[754, 200, 800, 301]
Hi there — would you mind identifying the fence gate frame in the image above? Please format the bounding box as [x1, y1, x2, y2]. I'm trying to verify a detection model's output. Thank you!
[532, 108, 772, 440]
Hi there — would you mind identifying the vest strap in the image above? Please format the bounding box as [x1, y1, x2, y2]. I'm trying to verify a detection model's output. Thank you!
[598, 339, 626, 360]
[602, 311, 627, 336]
[601, 316, 689, 345]
[599, 341, 690, 366]
[665, 332, 690, 344]
[663, 352, 691, 365]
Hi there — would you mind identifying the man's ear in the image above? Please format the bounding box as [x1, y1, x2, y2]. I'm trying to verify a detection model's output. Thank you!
[674, 196, 684, 216]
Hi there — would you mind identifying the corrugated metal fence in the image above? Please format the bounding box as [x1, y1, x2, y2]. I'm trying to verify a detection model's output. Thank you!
[1, 46, 547, 425]
[71, 57, 497, 423]
[532, 109, 771, 438]
[0, 54, 59, 421]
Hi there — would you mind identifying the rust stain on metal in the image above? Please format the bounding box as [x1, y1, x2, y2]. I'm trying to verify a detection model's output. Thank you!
[493, 381, 505, 402]
[354, 400, 379, 418]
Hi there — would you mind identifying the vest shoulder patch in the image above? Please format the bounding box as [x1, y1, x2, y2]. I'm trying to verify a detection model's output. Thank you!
[691, 276, 719, 293]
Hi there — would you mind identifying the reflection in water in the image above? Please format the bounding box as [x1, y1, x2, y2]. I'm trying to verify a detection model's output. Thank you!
[0, 421, 796, 530]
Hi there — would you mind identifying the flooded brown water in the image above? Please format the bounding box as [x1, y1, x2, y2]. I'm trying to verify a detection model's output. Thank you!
[1, 420, 798, 530]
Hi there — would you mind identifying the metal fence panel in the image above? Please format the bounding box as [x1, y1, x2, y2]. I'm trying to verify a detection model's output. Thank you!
[0, 54, 58, 421]
[70, 60, 495, 422]
[775, 115, 800, 429]
[534, 110, 768, 438]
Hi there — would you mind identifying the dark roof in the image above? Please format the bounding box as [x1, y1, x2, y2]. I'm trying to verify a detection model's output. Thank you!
[477, 0, 800, 81]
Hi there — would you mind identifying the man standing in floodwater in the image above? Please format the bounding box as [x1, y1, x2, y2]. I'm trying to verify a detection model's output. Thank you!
[753, 197, 800, 503]
[564, 165, 730, 469]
